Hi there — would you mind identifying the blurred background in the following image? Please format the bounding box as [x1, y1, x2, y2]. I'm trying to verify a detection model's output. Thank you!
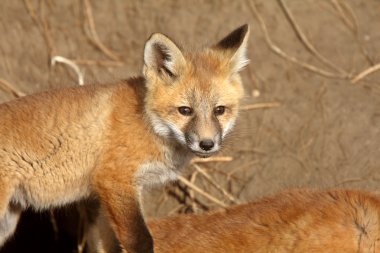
[1, 0, 380, 252]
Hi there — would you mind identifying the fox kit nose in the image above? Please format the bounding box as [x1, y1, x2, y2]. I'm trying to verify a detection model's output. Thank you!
[199, 139, 215, 151]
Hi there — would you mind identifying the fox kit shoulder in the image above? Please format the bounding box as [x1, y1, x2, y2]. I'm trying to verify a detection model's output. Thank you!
[147, 188, 380, 253]
[0, 25, 250, 252]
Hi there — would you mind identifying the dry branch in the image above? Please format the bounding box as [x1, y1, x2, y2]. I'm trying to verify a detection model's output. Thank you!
[24, 0, 56, 57]
[330, 0, 374, 65]
[227, 160, 259, 182]
[351, 63, 380, 84]
[168, 204, 186, 216]
[334, 171, 380, 187]
[0, 79, 25, 97]
[51, 56, 85, 85]
[241, 102, 280, 111]
[193, 164, 240, 204]
[330, 0, 358, 34]
[49, 210, 59, 241]
[191, 156, 233, 164]
[248, 0, 347, 79]
[166, 182, 209, 213]
[74, 59, 124, 67]
[76, 204, 89, 253]
[83, 0, 121, 62]
[188, 171, 200, 212]
[177, 175, 227, 208]
[278, 0, 347, 75]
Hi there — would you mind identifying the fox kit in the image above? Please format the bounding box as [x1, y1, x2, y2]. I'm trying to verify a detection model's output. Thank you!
[88, 188, 380, 253]
[0, 25, 249, 252]
[150, 188, 380, 253]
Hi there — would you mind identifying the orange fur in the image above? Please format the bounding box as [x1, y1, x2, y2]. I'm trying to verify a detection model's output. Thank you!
[0, 25, 249, 253]
[149, 189, 380, 253]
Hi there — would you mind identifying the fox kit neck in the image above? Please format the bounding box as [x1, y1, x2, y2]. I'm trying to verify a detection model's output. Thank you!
[134, 133, 193, 188]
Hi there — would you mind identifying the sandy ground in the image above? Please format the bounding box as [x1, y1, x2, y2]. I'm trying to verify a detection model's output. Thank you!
[0, 0, 380, 252]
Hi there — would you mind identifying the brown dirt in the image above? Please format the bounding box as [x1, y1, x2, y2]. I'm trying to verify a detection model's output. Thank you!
[1, 0, 380, 252]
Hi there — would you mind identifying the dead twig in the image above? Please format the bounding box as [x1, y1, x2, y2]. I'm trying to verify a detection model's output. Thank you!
[193, 164, 240, 204]
[0, 79, 26, 97]
[278, 0, 347, 75]
[227, 160, 259, 183]
[168, 204, 185, 215]
[49, 210, 59, 241]
[177, 175, 227, 208]
[166, 183, 209, 213]
[241, 102, 280, 111]
[330, 0, 358, 34]
[334, 171, 380, 187]
[206, 166, 244, 183]
[83, 0, 121, 62]
[329, 0, 374, 65]
[24, 0, 56, 57]
[191, 156, 233, 164]
[188, 171, 201, 213]
[247, 0, 347, 79]
[155, 189, 169, 214]
[335, 177, 368, 186]
[74, 59, 124, 67]
[76, 204, 88, 253]
[51, 56, 85, 85]
[351, 63, 380, 84]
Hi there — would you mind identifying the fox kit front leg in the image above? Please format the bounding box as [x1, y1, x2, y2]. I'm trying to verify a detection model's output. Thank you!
[0, 206, 21, 246]
[0, 179, 21, 246]
[94, 166, 152, 253]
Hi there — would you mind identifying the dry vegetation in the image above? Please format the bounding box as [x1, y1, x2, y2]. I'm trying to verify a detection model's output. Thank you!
[0, 0, 380, 252]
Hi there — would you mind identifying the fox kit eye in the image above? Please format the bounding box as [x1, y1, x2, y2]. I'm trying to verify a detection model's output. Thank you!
[178, 106, 193, 116]
[214, 106, 225, 116]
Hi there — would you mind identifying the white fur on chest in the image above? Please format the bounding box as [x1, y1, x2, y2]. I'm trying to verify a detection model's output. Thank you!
[135, 161, 179, 187]
[135, 146, 192, 188]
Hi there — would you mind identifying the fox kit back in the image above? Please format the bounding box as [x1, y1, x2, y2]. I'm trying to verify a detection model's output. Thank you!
[148, 189, 380, 253]
[0, 25, 250, 252]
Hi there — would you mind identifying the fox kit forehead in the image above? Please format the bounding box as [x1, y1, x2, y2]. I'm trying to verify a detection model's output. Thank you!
[145, 65, 242, 115]
[144, 24, 249, 106]
[185, 50, 230, 78]
[186, 52, 243, 103]
[168, 50, 237, 101]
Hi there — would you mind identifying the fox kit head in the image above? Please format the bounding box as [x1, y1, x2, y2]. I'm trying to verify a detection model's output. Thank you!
[143, 25, 249, 157]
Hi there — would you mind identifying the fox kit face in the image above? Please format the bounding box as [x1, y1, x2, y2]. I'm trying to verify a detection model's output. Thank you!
[143, 25, 249, 157]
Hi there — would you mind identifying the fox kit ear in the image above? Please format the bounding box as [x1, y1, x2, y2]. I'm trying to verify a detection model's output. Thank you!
[144, 33, 186, 79]
[213, 24, 250, 73]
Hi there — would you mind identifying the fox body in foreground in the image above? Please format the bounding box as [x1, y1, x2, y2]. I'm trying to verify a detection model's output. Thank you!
[89, 188, 380, 253]
[0, 25, 249, 252]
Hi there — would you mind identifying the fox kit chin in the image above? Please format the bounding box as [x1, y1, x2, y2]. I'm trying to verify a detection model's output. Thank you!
[0, 25, 249, 252]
